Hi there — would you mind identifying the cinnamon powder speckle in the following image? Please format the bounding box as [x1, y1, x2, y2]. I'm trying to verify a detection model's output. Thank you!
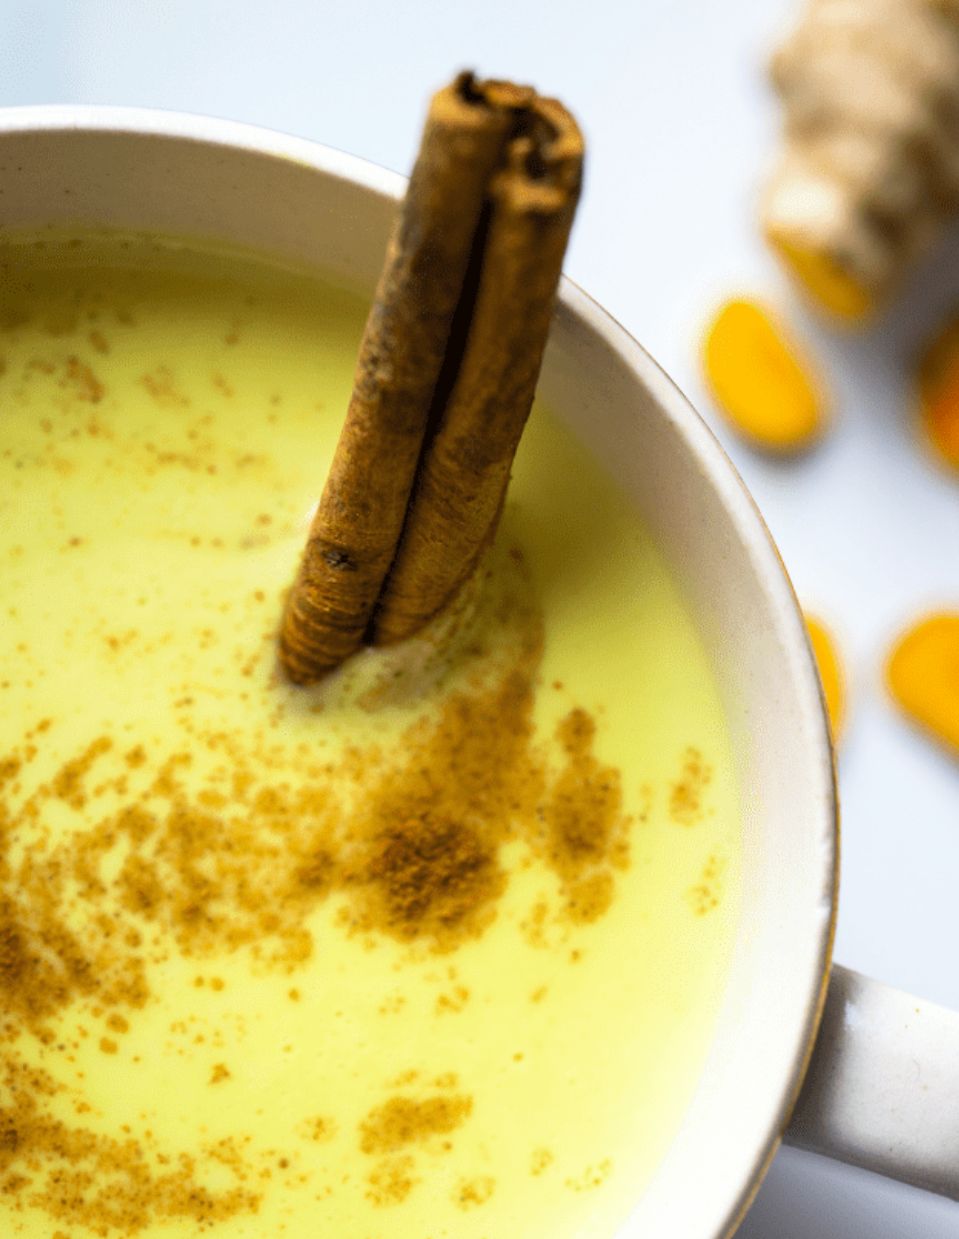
[669, 747, 712, 825]
[359, 1093, 473, 1156]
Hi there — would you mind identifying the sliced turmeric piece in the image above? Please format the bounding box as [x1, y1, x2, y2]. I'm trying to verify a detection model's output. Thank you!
[768, 236, 874, 324]
[887, 613, 959, 758]
[805, 613, 846, 741]
[702, 298, 829, 455]
[917, 314, 959, 473]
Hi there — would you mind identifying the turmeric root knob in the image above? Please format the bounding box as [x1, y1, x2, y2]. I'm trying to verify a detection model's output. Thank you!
[887, 613, 959, 758]
[764, 0, 959, 320]
[917, 313, 959, 473]
[701, 298, 828, 455]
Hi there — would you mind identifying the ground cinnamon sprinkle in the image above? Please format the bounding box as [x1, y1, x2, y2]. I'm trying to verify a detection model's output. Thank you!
[50, 735, 113, 809]
[539, 708, 629, 923]
[688, 853, 725, 916]
[364, 1155, 417, 1207]
[358, 1088, 475, 1209]
[139, 365, 190, 408]
[455, 1174, 496, 1208]
[358, 1093, 473, 1155]
[0, 1058, 259, 1232]
[0, 555, 640, 1233]
[357, 817, 504, 945]
[61, 354, 105, 403]
[669, 747, 712, 825]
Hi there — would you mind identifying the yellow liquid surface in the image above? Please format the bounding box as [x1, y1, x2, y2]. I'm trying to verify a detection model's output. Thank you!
[0, 232, 740, 1238]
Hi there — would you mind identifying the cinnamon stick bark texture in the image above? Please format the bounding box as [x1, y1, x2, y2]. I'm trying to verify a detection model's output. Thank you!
[279, 74, 530, 683]
[372, 98, 583, 644]
[279, 74, 584, 684]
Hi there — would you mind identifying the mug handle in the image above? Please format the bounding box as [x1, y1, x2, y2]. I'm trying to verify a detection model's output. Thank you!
[783, 963, 959, 1198]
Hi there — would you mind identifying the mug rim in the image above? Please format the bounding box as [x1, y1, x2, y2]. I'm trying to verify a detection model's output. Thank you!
[555, 277, 839, 1237]
[0, 101, 840, 1236]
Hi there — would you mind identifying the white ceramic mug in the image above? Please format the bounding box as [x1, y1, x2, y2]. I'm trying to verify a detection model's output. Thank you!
[1, 106, 956, 1237]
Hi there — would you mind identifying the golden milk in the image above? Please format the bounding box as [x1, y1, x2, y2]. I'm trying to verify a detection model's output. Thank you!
[0, 231, 740, 1237]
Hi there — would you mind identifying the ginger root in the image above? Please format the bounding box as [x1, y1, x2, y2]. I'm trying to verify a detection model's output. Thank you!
[701, 298, 828, 454]
[887, 612, 959, 757]
[805, 613, 846, 741]
[764, 0, 959, 321]
[917, 311, 959, 471]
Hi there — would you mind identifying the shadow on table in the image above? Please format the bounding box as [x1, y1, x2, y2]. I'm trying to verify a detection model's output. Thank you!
[736, 1146, 959, 1239]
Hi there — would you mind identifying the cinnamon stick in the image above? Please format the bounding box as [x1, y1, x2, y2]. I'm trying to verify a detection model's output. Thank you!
[279, 73, 531, 683]
[279, 75, 583, 684]
[372, 98, 583, 644]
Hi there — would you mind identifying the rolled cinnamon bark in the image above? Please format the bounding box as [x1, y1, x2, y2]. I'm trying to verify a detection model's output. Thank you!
[371, 98, 583, 645]
[279, 73, 530, 684]
[279, 75, 583, 684]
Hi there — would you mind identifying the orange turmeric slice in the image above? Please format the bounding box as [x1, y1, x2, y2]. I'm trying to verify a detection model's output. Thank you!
[887, 613, 959, 758]
[702, 298, 829, 455]
[917, 315, 959, 473]
[805, 614, 846, 741]
[768, 236, 874, 324]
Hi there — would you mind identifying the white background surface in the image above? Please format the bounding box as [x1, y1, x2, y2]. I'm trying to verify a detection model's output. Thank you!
[3, 1, 958, 1234]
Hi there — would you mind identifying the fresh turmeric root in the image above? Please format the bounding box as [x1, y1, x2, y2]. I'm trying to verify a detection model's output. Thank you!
[805, 613, 846, 741]
[701, 298, 829, 454]
[764, 0, 959, 321]
[917, 312, 959, 473]
[887, 613, 959, 757]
